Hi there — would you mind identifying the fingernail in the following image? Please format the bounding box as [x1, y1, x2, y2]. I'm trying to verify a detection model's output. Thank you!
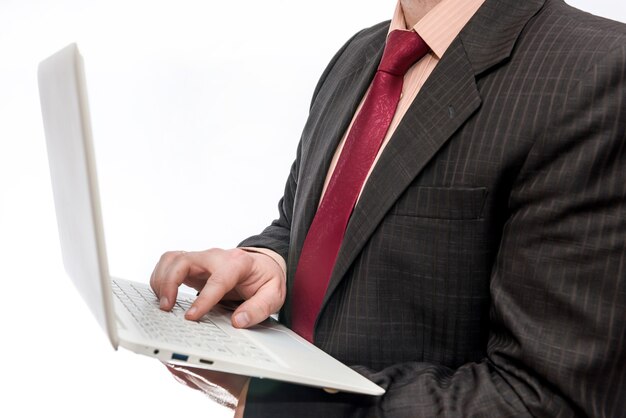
[160, 296, 169, 309]
[233, 312, 250, 328]
[186, 306, 197, 318]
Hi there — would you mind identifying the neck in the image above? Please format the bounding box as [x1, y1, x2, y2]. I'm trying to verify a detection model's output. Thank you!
[400, 0, 443, 27]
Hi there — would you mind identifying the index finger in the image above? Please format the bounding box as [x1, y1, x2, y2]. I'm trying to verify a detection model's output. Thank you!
[185, 254, 251, 320]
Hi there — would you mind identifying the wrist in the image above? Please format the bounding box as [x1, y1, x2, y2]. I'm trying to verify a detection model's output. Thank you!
[238, 247, 287, 282]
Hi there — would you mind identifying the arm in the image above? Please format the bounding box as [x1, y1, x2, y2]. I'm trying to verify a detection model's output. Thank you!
[149, 25, 380, 416]
[243, 45, 626, 418]
[150, 20, 372, 324]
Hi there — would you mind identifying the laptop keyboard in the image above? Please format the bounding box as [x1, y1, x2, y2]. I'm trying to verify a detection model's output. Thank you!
[111, 279, 275, 365]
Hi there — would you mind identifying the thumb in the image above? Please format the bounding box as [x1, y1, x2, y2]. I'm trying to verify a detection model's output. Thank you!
[230, 285, 283, 328]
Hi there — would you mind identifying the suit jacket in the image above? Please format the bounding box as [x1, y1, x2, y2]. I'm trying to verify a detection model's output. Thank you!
[238, 0, 626, 416]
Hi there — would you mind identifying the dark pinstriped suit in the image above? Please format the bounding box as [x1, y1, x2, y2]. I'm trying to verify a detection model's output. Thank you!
[238, 0, 626, 415]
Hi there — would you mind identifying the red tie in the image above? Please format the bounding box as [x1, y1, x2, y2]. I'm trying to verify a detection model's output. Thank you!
[291, 30, 430, 342]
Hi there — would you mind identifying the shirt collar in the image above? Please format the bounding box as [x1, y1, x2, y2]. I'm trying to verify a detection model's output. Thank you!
[389, 0, 486, 59]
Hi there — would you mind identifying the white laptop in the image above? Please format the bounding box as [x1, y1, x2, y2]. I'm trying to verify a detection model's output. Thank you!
[38, 43, 384, 396]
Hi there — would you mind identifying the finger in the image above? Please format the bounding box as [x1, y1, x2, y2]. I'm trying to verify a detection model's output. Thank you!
[149, 255, 167, 295]
[234, 380, 250, 418]
[150, 252, 171, 295]
[150, 251, 183, 296]
[231, 281, 284, 328]
[185, 252, 251, 320]
[185, 269, 240, 320]
[155, 251, 193, 311]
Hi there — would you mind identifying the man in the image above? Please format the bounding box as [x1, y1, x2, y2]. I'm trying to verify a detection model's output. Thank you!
[150, 0, 626, 416]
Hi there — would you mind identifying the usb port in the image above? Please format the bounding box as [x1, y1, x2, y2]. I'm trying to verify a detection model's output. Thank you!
[171, 353, 189, 362]
[199, 359, 214, 365]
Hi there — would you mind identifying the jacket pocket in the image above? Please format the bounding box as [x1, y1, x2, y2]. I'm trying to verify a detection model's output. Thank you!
[392, 186, 488, 220]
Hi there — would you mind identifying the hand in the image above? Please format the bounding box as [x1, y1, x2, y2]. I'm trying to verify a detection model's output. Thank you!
[235, 378, 250, 418]
[164, 363, 250, 412]
[150, 248, 285, 328]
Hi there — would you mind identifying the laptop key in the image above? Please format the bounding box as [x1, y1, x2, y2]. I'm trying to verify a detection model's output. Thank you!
[112, 279, 275, 364]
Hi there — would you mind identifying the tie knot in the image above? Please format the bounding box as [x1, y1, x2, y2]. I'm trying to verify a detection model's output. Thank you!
[378, 30, 429, 76]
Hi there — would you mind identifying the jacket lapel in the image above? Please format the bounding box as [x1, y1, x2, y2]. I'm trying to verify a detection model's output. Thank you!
[317, 0, 546, 318]
[283, 30, 388, 322]
[291, 42, 384, 248]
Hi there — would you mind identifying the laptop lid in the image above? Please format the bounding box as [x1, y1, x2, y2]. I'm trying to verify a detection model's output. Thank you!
[37, 43, 385, 396]
[38, 43, 119, 350]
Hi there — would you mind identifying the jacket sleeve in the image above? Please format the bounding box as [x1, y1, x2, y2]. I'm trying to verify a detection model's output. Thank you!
[242, 44, 626, 418]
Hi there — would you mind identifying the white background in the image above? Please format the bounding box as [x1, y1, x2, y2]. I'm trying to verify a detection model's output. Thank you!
[0, 1, 623, 416]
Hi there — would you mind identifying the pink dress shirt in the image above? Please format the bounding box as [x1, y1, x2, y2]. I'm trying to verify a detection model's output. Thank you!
[246, 0, 486, 276]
